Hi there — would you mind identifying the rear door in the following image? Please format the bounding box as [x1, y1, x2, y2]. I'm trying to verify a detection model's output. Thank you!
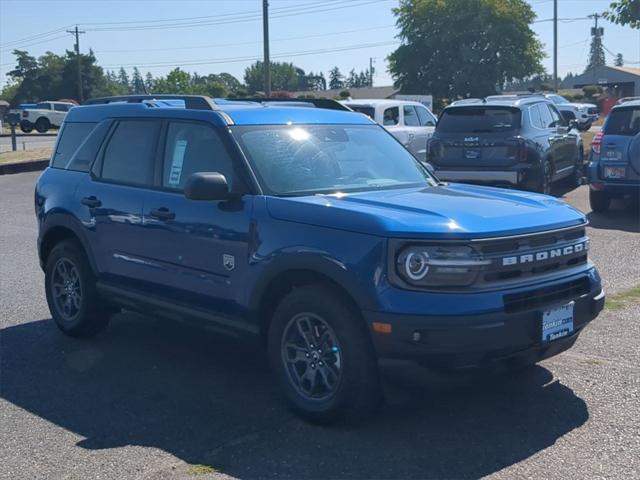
[600, 105, 640, 181]
[429, 106, 523, 169]
[76, 119, 161, 282]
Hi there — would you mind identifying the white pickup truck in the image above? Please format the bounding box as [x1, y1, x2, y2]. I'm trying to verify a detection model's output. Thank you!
[20, 101, 75, 133]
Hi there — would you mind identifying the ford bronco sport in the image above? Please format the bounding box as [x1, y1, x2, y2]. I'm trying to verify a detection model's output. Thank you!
[36, 95, 604, 422]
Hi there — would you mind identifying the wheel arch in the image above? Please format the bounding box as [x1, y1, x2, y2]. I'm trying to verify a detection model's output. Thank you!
[39, 218, 97, 274]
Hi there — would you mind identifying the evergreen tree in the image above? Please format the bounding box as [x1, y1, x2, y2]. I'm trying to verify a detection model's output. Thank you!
[131, 67, 145, 93]
[328, 67, 344, 90]
[117, 67, 130, 90]
[587, 34, 606, 70]
[144, 72, 154, 91]
[614, 53, 624, 66]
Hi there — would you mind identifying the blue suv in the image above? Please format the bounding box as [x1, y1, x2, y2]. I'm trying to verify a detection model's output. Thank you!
[587, 98, 640, 212]
[36, 95, 604, 422]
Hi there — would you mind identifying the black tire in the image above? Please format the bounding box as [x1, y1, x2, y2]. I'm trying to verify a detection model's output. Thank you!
[568, 148, 584, 188]
[589, 189, 611, 213]
[45, 240, 110, 337]
[536, 159, 552, 194]
[35, 117, 50, 133]
[268, 285, 381, 423]
[19, 120, 33, 133]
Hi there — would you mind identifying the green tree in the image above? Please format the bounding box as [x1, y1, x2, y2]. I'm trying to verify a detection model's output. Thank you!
[244, 61, 297, 94]
[604, 0, 640, 28]
[152, 68, 192, 93]
[117, 67, 130, 90]
[131, 67, 146, 94]
[587, 33, 606, 70]
[144, 72, 154, 91]
[328, 66, 344, 90]
[614, 53, 624, 66]
[388, 0, 544, 102]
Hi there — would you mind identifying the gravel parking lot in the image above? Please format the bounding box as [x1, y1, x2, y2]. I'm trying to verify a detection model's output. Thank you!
[1, 171, 638, 480]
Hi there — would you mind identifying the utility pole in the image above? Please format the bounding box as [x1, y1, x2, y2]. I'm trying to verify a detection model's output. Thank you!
[553, 0, 558, 92]
[369, 57, 375, 88]
[66, 25, 85, 102]
[588, 13, 604, 84]
[262, 0, 271, 97]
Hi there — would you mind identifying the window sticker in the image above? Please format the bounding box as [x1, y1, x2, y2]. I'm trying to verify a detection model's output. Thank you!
[168, 139, 187, 187]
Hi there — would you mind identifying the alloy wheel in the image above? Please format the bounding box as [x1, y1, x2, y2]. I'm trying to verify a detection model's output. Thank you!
[51, 258, 82, 321]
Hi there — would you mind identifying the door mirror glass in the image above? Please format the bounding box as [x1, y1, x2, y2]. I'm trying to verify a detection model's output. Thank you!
[184, 172, 229, 201]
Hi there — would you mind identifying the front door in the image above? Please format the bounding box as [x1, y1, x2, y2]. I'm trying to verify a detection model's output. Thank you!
[141, 120, 254, 316]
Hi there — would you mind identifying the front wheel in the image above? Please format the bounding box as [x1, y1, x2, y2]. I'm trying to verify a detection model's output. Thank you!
[268, 285, 381, 423]
[589, 189, 611, 213]
[35, 117, 50, 133]
[19, 120, 33, 133]
[45, 240, 110, 337]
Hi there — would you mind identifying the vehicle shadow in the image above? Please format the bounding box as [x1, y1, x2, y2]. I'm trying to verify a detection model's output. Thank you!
[0, 314, 589, 479]
[586, 200, 640, 233]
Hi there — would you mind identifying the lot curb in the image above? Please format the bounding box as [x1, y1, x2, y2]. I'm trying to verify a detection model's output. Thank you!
[0, 159, 49, 175]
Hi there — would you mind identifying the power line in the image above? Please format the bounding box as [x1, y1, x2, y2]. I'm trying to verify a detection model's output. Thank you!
[93, 25, 395, 54]
[100, 41, 399, 70]
[0, 26, 73, 48]
[0, 34, 71, 52]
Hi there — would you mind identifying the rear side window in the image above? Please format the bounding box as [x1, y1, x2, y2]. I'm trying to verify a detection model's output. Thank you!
[51, 122, 97, 170]
[100, 121, 160, 186]
[438, 107, 521, 133]
[54, 104, 70, 112]
[383, 107, 399, 126]
[605, 107, 640, 136]
[35, 102, 50, 110]
[348, 106, 375, 119]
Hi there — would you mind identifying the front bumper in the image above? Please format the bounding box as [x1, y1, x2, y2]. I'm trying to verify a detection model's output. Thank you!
[364, 275, 604, 369]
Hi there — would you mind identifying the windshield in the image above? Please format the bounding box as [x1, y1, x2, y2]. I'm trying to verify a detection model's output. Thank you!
[437, 107, 521, 133]
[548, 95, 569, 105]
[232, 124, 435, 196]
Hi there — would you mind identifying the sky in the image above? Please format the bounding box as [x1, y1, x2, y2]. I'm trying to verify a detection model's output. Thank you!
[0, 0, 639, 90]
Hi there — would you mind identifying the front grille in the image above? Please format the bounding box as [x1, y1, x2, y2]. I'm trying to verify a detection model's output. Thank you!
[587, 107, 598, 115]
[503, 277, 590, 313]
[473, 226, 589, 286]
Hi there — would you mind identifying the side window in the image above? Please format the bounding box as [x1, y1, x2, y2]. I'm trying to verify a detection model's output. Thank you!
[36, 102, 50, 110]
[415, 106, 436, 126]
[538, 104, 554, 128]
[54, 104, 69, 112]
[162, 122, 234, 191]
[67, 120, 111, 172]
[51, 122, 97, 169]
[382, 107, 399, 126]
[101, 120, 160, 186]
[403, 106, 420, 126]
[529, 105, 543, 129]
[547, 105, 564, 126]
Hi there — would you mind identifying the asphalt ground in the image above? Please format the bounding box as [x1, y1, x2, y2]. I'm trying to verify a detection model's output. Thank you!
[0, 171, 638, 480]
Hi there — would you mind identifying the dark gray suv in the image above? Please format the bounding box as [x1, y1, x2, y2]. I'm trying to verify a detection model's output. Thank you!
[427, 97, 584, 194]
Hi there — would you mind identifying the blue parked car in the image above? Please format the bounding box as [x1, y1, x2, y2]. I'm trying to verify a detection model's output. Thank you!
[587, 99, 640, 212]
[36, 95, 604, 422]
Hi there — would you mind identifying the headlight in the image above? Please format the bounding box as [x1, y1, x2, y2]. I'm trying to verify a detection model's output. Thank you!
[576, 106, 587, 112]
[395, 245, 491, 287]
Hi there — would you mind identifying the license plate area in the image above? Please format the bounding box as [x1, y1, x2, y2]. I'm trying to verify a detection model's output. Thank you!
[541, 302, 574, 343]
[464, 149, 481, 160]
[603, 166, 626, 179]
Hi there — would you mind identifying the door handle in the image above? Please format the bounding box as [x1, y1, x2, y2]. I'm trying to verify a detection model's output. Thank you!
[81, 196, 102, 208]
[149, 207, 175, 221]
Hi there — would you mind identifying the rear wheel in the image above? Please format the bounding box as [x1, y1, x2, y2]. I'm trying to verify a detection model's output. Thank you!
[268, 285, 381, 423]
[589, 189, 611, 213]
[45, 240, 110, 337]
[569, 148, 584, 188]
[35, 117, 50, 133]
[536, 159, 552, 194]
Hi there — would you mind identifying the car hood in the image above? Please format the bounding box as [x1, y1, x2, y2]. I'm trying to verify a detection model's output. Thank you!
[266, 183, 586, 239]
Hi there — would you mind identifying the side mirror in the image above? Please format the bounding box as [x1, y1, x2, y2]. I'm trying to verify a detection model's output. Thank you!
[568, 119, 579, 130]
[184, 172, 229, 201]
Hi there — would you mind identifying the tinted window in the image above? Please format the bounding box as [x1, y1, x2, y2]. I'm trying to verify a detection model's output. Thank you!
[547, 104, 564, 126]
[382, 107, 399, 126]
[163, 122, 234, 190]
[416, 106, 436, 126]
[101, 121, 160, 186]
[51, 123, 97, 169]
[35, 102, 50, 110]
[67, 120, 111, 172]
[403, 106, 420, 126]
[605, 107, 640, 136]
[529, 105, 544, 129]
[438, 107, 521, 133]
[54, 104, 70, 112]
[348, 106, 375, 119]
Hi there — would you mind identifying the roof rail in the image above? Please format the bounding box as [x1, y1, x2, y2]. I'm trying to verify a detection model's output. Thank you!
[617, 96, 640, 104]
[84, 95, 218, 111]
[224, 97, 352, 111]
[449, 98, 485, 106]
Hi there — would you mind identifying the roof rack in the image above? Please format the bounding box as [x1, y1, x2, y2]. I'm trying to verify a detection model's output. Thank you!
[617, 96, 640, 104]
[449, 98, 485, 106]
[84, 95, 218, 111]
[224, 97, 352, 111]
